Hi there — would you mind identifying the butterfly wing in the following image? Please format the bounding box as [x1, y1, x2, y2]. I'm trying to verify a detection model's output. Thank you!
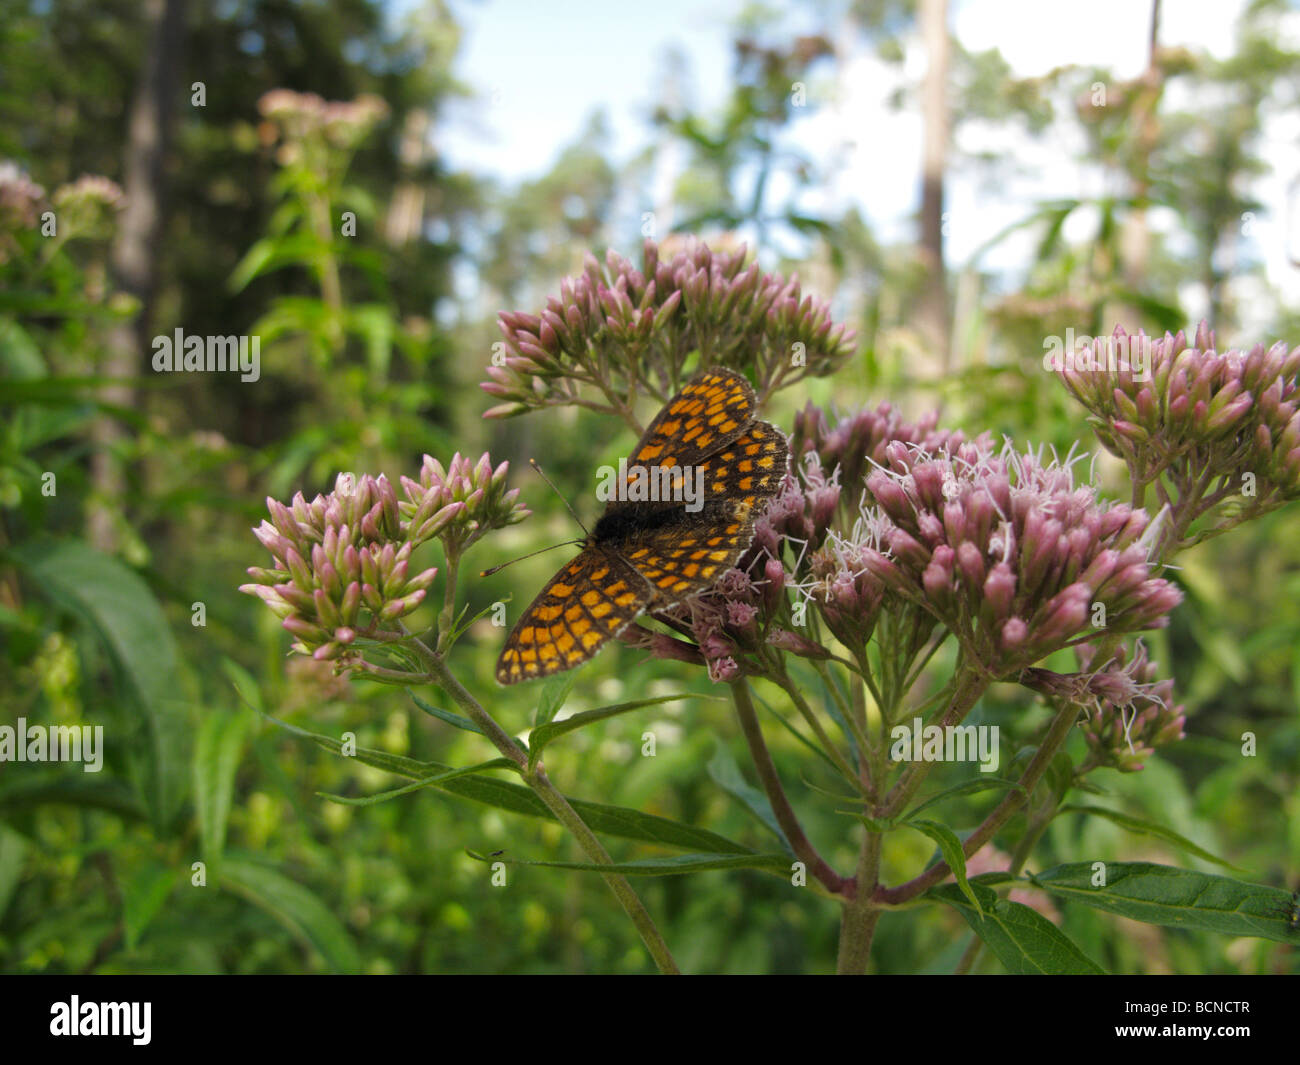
[496, 368, 789, 683]
[495, 547, 654, 684]
[618, 420, 790, 603]
[604, 367, 759, 516]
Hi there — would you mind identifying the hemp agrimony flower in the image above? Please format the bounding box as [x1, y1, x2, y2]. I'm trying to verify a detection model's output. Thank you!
[1055, 323, 1300, 551]
[481, 238, 855, 427]
[850, 440, 1183, 676]
[241, 455, 527, 663]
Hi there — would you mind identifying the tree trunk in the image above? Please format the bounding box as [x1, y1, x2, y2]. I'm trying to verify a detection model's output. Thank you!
[1113, 0, 1162, 332]
[917, 0, 951, 369]
[88, 0, 188, 551]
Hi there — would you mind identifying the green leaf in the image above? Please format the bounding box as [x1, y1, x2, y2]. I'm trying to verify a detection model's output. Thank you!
[1029, 862, 1298, 942]
[265, 713, 438, 779]
[751, 689, 842, 775]
[1058, 805, 1239, 870]
[410, 692, 493, 736]
[193, 709, 251, 860]
[228, 233, 326, 292]
[220, 658, 263, 715]
[908, 819, 981, 915]
[0, 318, 47, 379]
[317, 758, 517, 806]
[349, 303, 394, 381]
[928, 882, 1106, 974]
[905, 776, 1028, 820]
[0, 773, 145, 819]
[0, 824, 30, 917]
[11, 540, 190, 831]
[528, 692, 703, 768]
[220, 857, 361, 973]
[122, 861, 177, 950]
[707, 741, 790, 848]
[534, 672, 575, 729]
[468, 850, 791, 877]
[265, 714, 755, 854]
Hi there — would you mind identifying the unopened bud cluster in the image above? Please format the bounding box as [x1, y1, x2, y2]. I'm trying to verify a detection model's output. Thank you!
[1024, 641, 1185, 771]
[241, 454, 526, 662]
[481, 238, 855, 420]
[1056, 324, 1300, 541]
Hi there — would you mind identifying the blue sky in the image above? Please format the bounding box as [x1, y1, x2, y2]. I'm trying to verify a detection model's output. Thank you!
[417, 0, 1300, 324]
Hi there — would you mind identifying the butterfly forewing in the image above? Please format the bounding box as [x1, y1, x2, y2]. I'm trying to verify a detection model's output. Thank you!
[606, 367, 759, 515]
[617, 421, 789, 600]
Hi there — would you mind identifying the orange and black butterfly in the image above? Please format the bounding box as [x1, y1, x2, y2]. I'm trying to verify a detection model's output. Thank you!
[495, 367, 789, 684]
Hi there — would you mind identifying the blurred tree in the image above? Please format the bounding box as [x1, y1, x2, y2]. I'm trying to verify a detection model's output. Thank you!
[90, 0, 188, 552]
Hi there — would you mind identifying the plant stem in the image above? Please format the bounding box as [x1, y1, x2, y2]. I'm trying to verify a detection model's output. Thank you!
[877, 666, 987, 818]
[522, 761, 681, 975]
[412, 636, 680, 973]
[836, 828, 882, 974]
[729, 678, 848, 895]
[435, 549, 460, 654]
[875, 698, 1081, 906]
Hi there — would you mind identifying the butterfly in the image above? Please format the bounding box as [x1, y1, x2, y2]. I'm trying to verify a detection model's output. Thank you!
[495, 367, 789, 684]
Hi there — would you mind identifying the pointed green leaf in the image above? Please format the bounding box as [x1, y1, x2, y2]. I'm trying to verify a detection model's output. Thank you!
[906, 776, 1028, 820]
[908, 819, 981, 915]
[468, 850, 791, 876]
[264, 714, 754, 854]
[410, 692, 483, 735]
[193, 708, 251, 860]
[528, 693, 705, 768]
[752, 689, 842, 774]
[220, 857, 361, 973]
[264, 713, 441, 779]
[0, 772, 145, 819]
[1029, 862, 1297, 942]
[220, 658, 263, 715]
[11, 540, 190, 831]
[534, 672, 575, 729]
[318, 758, 517, 806]
[928, 882, 1105, 974]
[707, 741, 789, 847]
[1058, 805, 1239, 870]
[122, 861, 177, 950]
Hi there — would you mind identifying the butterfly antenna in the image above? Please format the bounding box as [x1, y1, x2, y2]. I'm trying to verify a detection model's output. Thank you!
[479, 539, 585, 578]
[529, 458, 590, 537]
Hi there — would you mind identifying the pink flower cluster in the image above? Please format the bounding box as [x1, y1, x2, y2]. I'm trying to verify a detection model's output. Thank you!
[481, 238, 855, 420]
[840, 440, 1182, 676]
[241, 454, 527, 661]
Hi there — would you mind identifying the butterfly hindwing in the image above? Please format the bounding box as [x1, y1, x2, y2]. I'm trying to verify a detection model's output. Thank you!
[618, 499, 764, 603]
[495, 547, 652, 684]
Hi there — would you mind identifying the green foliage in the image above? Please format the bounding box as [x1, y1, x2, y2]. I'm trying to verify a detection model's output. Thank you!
[1, 0, 1298, 976]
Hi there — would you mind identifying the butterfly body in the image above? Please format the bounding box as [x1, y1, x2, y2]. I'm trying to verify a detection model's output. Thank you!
[495, 368, 788, 684]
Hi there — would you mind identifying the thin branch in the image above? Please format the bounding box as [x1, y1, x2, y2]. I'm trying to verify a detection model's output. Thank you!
[409, 634, 679, 973]
[729, 678, 849, 896]
[874, 699, 1082, 906]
